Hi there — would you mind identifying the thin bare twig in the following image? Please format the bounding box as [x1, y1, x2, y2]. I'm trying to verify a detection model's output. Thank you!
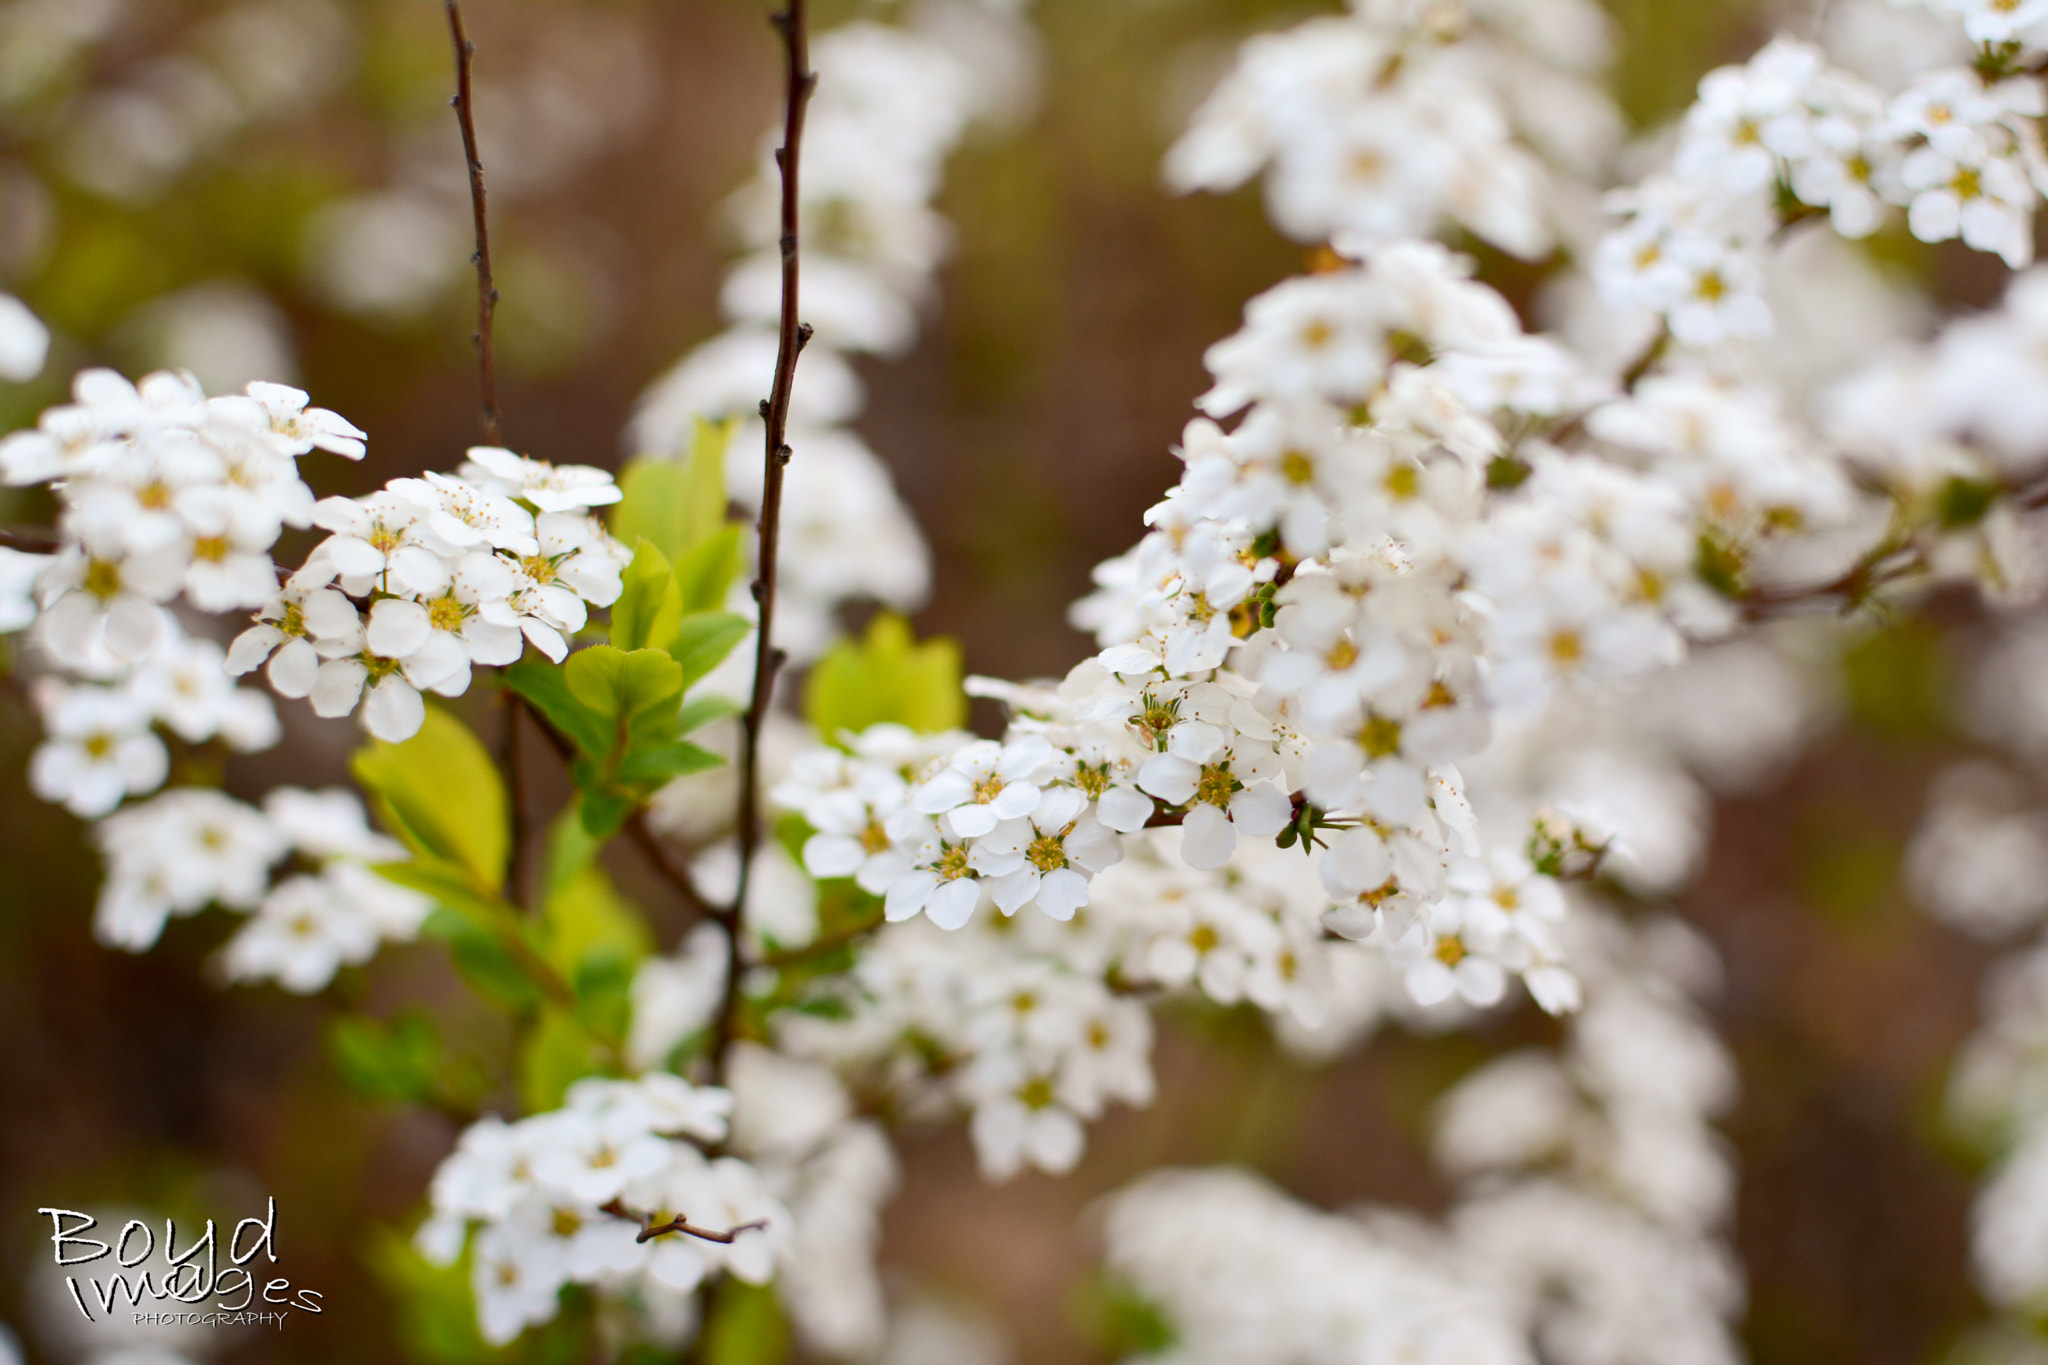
[446, 0, 501, 446]
[597, 1198, 766, 1246]
[719, 0, 817, 1084]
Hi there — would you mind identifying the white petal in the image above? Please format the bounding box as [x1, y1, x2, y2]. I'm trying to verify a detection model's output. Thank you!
[1096, 785, 1153, 833]
[1033, 867, 1090, 921]
[363, 677, 426, 740]
[268, 638, 320, 697]
[926, 878, 980, 930]
[1178, 803, 1237, 870]
[366, 599, 432, 658]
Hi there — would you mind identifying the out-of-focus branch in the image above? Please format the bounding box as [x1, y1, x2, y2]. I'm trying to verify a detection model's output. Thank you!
[0, 526, 57, 553]
[446, 0, 501, 446]
[718, 0, 817, 1085]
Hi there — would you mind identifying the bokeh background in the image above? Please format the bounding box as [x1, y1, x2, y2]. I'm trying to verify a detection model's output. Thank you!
[0, 0, 2023, 1360]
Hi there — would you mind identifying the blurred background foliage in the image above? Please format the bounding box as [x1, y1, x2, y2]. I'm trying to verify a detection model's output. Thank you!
[0, 0, 2023, 1362]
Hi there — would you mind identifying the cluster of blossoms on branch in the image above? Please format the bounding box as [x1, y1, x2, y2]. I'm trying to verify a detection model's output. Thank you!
[14, 0, 2048, 1360]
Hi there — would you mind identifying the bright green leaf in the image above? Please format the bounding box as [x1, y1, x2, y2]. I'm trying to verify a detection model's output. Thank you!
[611, 540, 685, 654]
[505, 659, 611, 758]
[518, 1005, 610, 1113]
[669, 611, 751, 692]
[804, 611, 967, 741]
[564, 645, 684, 736]
[701, 1279, 790, 1365]
[540, 810, 604, 908]
[673, 523, 746, 613]
[676, 693, 744, 736]
[542, 852, 651, 977]
[351, 707, 508, 892]
[616, 739, 722, 786]
[363, 1226, 504, 1365]
[579, 791, 637, 839]
[420, 906, 545, 1011]
[612, 418, 735, 564]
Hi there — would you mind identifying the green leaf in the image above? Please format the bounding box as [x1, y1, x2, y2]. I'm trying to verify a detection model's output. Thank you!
[676, 693, 744, 736]
[611, 540, 685, 654]
[579, 791, 637, 839]
[700, 1279, 790, 1365]
[804, 611, 967, 740]
[668, 611, 751, 692]
[350, 707, 508, 892]
[518, 1006, 611, 1113]
[673, 523, 746, 613]
[565, 645, 684, 738]
[542, 850, 652, 977]
[327, 1012, 440, 1104]
[540, 810, 604, 908]
[612, 418, 735, 563]
[505, 658, 611, 758]
[421, 906, 546, 1011]
[364, 1226, 505, 1365]
[616, 739, 722, 786]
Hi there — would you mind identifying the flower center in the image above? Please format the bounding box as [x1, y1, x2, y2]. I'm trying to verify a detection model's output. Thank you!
[934, 843, 972, 881]
[1280, 449, 1316, 486]
[428, 595, 466, 631]
[1027, 832, 1069, 873]
[84, 558, 124, 601]
[193, 535, 230, 563]
[1074, 761, 1110, 798]
[1434, 935, 1468, 967]
[1195, 762, 1238, 808]
[1357, 712, 1403, 760]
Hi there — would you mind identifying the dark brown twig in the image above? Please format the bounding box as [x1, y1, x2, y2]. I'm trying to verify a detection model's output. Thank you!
[446, 0, 501, 445]
[0, 525, 58, 553]
[720, 0, 817, 1084]
[597, 1198, 766, 1246]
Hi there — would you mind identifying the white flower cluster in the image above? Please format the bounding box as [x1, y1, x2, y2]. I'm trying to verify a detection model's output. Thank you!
[92, 785, 431, 992]
[1599, 36, 2048, 346]
[225, 444, 629, 742]
[752, 795, 1412, 1179]
[25, 621, 278, 818]
[1165, 0, 1622, 259]
[415, 1074, 788, 1347]
[1438, 910, 1744, 1365]
[630, 3, 1037, 661]
[1098, 1167, 1531, 1365]
[0, 370, 362, 663]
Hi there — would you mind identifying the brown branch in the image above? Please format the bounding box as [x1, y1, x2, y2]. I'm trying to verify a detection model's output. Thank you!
[720, 0, 817, 1085]
[446, 0, 501, 446]
[597, 1198, 766, 1246]
[0, 525, 57, 553]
